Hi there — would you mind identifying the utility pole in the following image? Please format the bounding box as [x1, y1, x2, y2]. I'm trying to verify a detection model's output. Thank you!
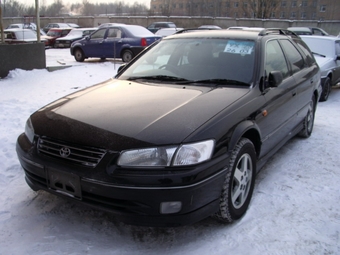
[0, 0, 4, 44]
[35, 0, 40, 42]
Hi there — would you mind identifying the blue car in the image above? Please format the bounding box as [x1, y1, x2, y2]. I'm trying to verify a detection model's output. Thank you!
[70, 24, 161, 62]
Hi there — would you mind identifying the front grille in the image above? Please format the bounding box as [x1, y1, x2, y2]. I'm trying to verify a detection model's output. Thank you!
[38, 137, 106, 167]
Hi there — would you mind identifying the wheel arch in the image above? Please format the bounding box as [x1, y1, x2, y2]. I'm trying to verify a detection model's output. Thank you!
[120, 46, 132, 58]
[71, 45, 83, 55]
[228, 120, 261, 159]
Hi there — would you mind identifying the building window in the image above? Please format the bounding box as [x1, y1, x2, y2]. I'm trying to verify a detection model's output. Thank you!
[234, 2, 239, 8]
[291, 1, 297, 7]
[226, 2, 230, 7]
[280, 12, 285, 18]
[313, 1, 317, 7]
[300, 12, 306, 19]
[301, 1, 307, 7]
[270, 12, 275, 18]
[312, 12, 316, 19]
[320, 5, 326, 12]
[243, 2, 247, 8]
[281, 1, 286, 7]
[291, 12, 296, 18]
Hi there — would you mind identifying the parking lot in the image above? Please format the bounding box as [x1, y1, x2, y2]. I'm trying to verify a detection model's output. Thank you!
[0, 47, 339, 254]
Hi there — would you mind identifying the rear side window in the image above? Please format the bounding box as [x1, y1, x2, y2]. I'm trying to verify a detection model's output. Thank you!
[279, 39, 305, 74]
[294, 39, 315, 66]
[265, 40, 289, 79]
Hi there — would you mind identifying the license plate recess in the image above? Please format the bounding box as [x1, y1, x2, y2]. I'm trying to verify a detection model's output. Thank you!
[48, 168, 82, 199]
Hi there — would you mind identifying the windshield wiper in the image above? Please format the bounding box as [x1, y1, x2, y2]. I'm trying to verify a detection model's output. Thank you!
[312, 52, 326, 58]
[179, 79, 250, 86]
[127, 75, 189, 82]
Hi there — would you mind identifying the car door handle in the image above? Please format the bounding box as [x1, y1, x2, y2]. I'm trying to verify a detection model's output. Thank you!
[292, 90, 297, 97]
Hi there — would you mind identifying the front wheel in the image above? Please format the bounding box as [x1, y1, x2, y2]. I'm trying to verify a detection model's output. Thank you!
[298, 95, 316, 138]
[319, 77, 331, 102]
[122, 50, 133, 63]
[214, 138, 256, 223]
[74, 48, 85, 62]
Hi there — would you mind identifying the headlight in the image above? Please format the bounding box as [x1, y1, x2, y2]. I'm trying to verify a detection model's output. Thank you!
[117, 140, 214, 167]
[172, 140, 214, 166]
[24, 117, 35, 143]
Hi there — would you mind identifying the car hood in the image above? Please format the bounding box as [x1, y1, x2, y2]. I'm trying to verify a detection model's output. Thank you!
[31, 79, 249, 150]
[314, 55, 333, 68]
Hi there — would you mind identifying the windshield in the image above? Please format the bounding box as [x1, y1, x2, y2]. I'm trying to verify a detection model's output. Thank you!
[65, 30, 83, 37]
[119, 38, 255, 85]
[47, 30, 62, 36]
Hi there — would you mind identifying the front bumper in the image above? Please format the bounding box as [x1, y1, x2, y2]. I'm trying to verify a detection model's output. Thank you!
[16, 133, 229, 227]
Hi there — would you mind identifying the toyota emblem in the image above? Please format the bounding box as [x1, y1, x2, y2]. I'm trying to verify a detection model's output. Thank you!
[60, 147, 71, 157]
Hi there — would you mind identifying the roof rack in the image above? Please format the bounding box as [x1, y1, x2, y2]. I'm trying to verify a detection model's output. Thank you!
[259, 28, 300, 37]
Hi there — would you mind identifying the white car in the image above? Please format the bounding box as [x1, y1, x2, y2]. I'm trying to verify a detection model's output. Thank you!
[155, 27, 183, 37]
[300, 35, 340, 101]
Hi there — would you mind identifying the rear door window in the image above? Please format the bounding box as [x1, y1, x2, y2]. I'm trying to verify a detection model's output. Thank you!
[279, 39, 305, 74]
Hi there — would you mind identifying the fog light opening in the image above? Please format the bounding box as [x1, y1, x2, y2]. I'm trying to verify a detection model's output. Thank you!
[160, 201, 182, 214]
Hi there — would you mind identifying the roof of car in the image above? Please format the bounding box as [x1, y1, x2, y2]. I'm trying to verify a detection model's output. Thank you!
[48, 27, 73, 31]
[4, 28, 33, 32]
[151, 21, 175, 24]
[300, 35, 340, 41]
[168, 28, 298, 40]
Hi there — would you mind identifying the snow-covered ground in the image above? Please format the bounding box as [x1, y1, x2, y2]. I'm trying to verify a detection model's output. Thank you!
[0, 49, 339, 255]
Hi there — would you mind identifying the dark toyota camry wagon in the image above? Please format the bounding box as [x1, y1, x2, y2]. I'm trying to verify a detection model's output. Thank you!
[16, 29, 321, 227]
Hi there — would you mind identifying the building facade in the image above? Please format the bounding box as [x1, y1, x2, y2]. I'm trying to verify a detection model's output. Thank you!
[150, 0, 340, 20]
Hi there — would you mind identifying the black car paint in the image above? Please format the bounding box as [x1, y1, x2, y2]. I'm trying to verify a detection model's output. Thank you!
[16, 30, 321, 227]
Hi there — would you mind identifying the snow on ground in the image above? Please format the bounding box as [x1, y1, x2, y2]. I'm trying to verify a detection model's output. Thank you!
[0, 49, 339, 255]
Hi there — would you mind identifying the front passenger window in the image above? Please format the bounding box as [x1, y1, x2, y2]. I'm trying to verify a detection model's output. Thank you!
[91, 29, 106, 39]
[265, 40, 289, 79]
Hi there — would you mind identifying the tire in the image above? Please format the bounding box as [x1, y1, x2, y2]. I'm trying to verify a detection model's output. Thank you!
[122, 50, 133, 63]
[74, 48, 85, 62]
[298, 95, 316, 138]
[214, 138, 256, 223]
[319, 77, 331, 102]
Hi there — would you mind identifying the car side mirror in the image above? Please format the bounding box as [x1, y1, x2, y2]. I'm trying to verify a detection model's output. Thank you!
[268, 71, 283, 87]
[336, 55, 340, 61]
[117, 63, 127, 75]
[85, 35, 90, 40]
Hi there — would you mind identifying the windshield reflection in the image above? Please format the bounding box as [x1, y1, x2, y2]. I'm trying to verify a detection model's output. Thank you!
[119, 38, 255, 85]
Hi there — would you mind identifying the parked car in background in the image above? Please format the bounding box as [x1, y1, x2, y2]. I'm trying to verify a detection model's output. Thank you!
[155, 27, 183, 37]
[300, 35, 340, 101]
[42, 23, 74, 33]
[6, 23, 37, 30]
[17, 28, 321, 227]
[2, 29, 47, 45]
[198, 25, 222, 29]
[146, 21, 176, 33]
[70, 24, 161, 62]
[43, 27, 73, 47]
[54, 28, 97, 48]
[287, 27, 330, 36]
[67, 23, 80, 29]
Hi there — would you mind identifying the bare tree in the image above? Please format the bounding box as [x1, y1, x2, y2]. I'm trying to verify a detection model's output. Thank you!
[243, 0, 280, 19]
